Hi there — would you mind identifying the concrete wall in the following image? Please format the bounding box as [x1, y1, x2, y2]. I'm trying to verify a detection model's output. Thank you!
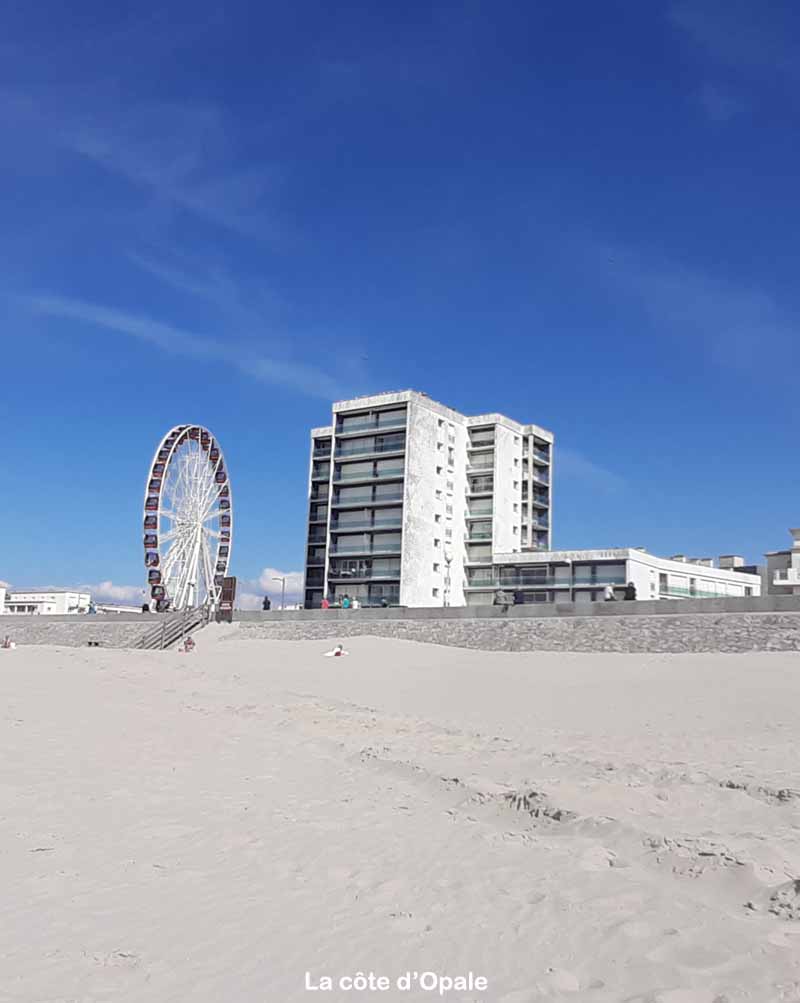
[491, 422, 521, 556]
[0, 613, 160, 648]
[231, 595, 800, 653]
[401, 397, 443, 607]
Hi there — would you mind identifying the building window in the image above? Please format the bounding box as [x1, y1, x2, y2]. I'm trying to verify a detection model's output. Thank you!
[434, 538, 440, 547]
[514, 481, 519, 489]
[745, 586, 753, 596]
[433, 563, 440, 572]
[445, 504, 453, 515]
[434, 514, 441, 523]
[514, 458, 519, 466]
[659, 573, 668, 594]
[513, 503, 518, 512]
[689, 577, 697, 597]
[437, 441, 443, 450]
[435, 489, 442, 499]
[513, 526, 518, 534]
[432, 588, 439, 597]
[446, 480, 454, 491]
[438, 419, 444, 427]
[445, 527, 452, 539]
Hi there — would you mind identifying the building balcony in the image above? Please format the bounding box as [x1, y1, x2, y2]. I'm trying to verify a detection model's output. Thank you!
[328, 570, 401, 582]
[533, 450, 550, 464]
[467, 530, 492, 541]
[313, 448, 331, 458]
[330, 544, 402, 557]
[335, 418, 407, 437]
[467, 487, 493, 498]
[331, 493, 404, 509]
[466, 507, 493, 519]
[331, 519, 403, 533]
[774, 568, 800, 586]
[531, 494, 549, 508]
[532, 470, 549, 485]
[335, 442, 406, 461]
[333, 467, 405, 485]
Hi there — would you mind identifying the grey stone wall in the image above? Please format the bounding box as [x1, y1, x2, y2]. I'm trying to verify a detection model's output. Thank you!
[232, 611, 800, 653]
[0, 615, 158, 648]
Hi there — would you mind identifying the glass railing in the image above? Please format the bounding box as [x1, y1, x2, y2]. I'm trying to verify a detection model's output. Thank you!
[573, 574, 627, 585]
[332, 520, 403, 532]
[532, 495, 549, 506]
[532, 471, 549, 485]
[467, 531, 492, 540]
[337, 418, 407, 435]
[468, 506, 493, 516]
[333, 493, 404, 506]
[533, 450, 550, 464]
[334, 467, 405, 482]
[468, 480, 493, 493]
[659, 585, 734, 599]
[468, 437, 495, 448]
[329, 569, 402, 580]
[336, 439, 406, 457]
[331, 547, 402, 556]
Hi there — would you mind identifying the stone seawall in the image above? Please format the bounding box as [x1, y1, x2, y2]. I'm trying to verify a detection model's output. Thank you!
[0, 615, 158, 648]
[232, 611, 800, 654]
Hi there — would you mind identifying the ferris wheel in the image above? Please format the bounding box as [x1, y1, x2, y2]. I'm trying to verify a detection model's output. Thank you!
[142, 425, 233, 611]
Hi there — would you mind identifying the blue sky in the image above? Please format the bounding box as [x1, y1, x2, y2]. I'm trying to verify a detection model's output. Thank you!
[2, 0, 799, 605]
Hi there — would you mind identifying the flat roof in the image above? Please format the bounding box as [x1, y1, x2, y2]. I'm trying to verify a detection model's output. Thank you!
[329, 389, 554, 438]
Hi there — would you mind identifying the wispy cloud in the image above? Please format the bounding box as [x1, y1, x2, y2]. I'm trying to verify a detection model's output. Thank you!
[29, 293, 346, 399]
[669, 1, 798, 78]
[556, 449, 625, 493]
[577, 239, 798, 380]
[238, 567, 305, 608]
[697, 81, 748, 122]
[82, 581, 146, 603]
[0, 90, 284, 239]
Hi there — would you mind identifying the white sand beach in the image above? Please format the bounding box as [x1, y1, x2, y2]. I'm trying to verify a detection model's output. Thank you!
[2, 631, 799, 1002]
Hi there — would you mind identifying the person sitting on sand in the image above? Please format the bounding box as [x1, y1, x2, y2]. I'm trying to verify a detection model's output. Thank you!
[323, 644, 348, 657]
[182, 636, 196, 653]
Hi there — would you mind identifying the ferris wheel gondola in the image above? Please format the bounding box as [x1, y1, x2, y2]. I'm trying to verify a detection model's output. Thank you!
[142, 424, 233, 611]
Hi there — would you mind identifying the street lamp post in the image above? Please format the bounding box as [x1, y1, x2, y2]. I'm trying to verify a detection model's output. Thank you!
[272, 576, 286, 611]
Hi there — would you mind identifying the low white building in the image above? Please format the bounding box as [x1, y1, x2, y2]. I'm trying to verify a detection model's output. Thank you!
[765, 529, 800, 595]
[465, 548, 761, 605]
[4, 590, 91, 615]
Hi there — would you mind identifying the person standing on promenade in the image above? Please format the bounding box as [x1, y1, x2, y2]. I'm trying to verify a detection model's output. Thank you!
[624, 582, 637, 601]
[604, 585, 616, 601]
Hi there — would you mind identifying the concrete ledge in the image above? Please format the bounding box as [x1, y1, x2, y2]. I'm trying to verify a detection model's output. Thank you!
[233, 594, 800, 623]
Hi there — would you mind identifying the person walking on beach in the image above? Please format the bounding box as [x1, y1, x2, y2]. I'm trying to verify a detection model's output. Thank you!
[624, 581, 637, 601]
[604, 585, 616, 602]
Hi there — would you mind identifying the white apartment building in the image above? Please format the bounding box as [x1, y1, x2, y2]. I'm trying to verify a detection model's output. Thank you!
[303, 390, 554, 608]
[3, 589, 91, 615]
[465, 548, 761, 605]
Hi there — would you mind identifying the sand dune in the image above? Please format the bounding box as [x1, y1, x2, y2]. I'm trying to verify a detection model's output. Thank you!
[1, 632, 799, 1001]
